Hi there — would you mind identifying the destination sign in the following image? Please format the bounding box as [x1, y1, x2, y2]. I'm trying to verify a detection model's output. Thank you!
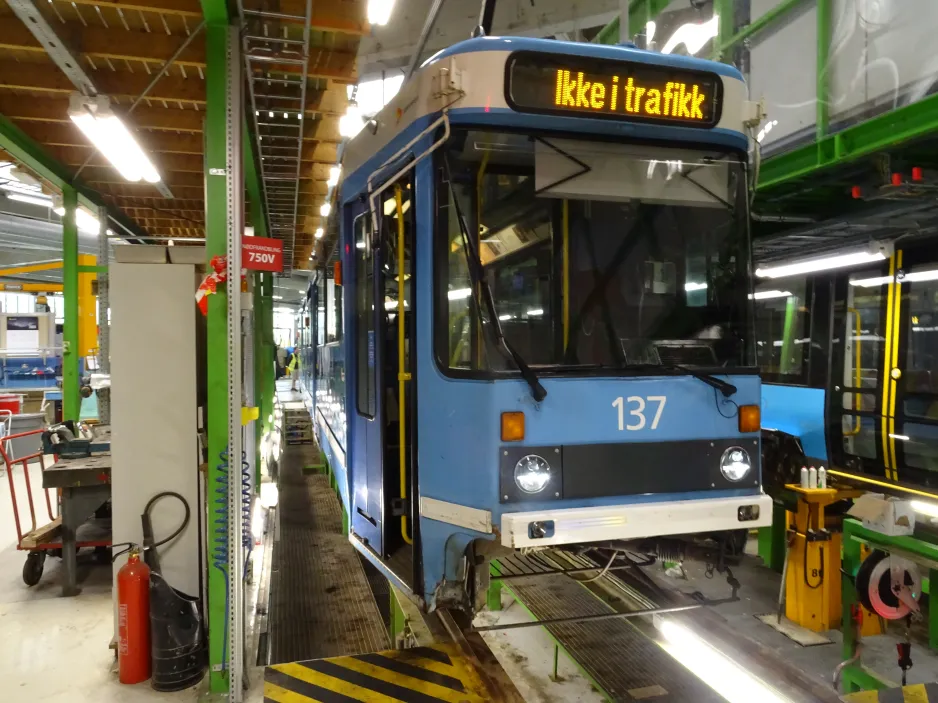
[506, 52, 722, 127]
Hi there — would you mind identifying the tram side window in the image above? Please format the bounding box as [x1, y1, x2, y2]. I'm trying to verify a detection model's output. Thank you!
[752, 279, 809, 382]
[316, 275, 326, 346]
[902, 267, 938, 471]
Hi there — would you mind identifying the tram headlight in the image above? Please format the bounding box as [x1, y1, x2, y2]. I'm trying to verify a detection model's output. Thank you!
[514, 455, 552, 494]
[720, 446, 752, 482]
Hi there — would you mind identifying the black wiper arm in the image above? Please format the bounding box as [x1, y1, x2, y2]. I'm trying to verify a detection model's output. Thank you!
[623, 363, 737, 397]
[442, 156, 547, 403]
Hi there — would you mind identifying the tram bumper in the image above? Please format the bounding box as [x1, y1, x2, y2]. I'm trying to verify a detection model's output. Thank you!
[499, 494, 772, 549]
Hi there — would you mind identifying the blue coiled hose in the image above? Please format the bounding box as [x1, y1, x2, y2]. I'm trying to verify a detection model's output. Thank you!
[211, 447, 254, 671]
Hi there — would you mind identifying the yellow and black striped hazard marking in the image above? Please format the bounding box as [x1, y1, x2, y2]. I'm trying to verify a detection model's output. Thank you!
[264, 644, 490, 702]
[844, 682, 938, 702]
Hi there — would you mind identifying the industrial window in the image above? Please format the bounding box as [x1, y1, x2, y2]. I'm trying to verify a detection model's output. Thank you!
[355, 215, 375, 418]
[901, 264, 938, 471]
[753, 278, 810, 383]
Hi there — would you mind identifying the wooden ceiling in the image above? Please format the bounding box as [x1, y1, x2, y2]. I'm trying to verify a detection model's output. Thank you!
[0, 0, 366, 270]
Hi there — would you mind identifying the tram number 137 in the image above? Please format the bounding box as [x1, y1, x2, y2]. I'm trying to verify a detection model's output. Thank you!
[613, 396, 666, 431]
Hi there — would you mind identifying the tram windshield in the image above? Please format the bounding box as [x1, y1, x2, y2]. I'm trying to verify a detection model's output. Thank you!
[435, 128, 754, 374]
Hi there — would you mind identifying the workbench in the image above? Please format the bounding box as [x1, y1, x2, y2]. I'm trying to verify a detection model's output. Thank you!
[42, 443, 111, 597]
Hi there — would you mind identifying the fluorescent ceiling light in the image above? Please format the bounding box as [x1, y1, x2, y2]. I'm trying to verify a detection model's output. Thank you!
[314, 227, 324, 239]
[526, 308, 544, 316]
[320, 202, 332, 218]
[367, 0, 395, 26]
[447, 288, 471, 300]
[384, 299, 408, 310]
[852, 269, 938, 287]
[339, 105, 365, 139]
[684, 281, 707, 292]
[383, 197, 411, 217]
[756, 120, 779, 143]
[327, 166, 341, 187]
[755, 247, 890, 279]
[52, 203, 101, 234]
[68, 94, 161, 183]
[355, 241, 365, 249]
[645, 21, 656, 43]
[273, 295, 283, 300]
[657, 619, 788, 703]
[351, 75, 405, 116]
[905, 269, 938, 283]
[6, 192, 52, 208]
[750, 289, 793, 300]
[498, 314, 514, 321]
[662, 15, 720, 56]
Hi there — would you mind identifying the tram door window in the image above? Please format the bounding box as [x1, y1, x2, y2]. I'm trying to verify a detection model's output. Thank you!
[898, 263, 938, 473]
[838, 270, 887, 461]
[379, 183, 415, 562]
[355, 215, 376, 418]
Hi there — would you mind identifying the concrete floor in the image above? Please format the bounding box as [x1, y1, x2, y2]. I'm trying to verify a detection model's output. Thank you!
[0, 458, 266, 703]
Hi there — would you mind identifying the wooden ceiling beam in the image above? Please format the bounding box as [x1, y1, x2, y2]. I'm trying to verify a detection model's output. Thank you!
[0, 95, 205, 132]
[249, 0, 368, 35]
[0, 19, 357, 82]
[53, 0, 201, 19]
[47, 146, 204, 174]
[0, 62, 205, 104]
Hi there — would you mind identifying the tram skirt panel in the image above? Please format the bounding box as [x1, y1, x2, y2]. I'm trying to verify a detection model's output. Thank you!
[264, 644, 491, 702]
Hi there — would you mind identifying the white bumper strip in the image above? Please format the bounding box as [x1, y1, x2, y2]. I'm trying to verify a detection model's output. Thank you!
[500, 494, 772, 548]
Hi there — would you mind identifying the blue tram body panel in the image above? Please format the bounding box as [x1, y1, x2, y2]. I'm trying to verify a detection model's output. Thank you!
[301, 36, 770, 609]
[761, 384, 828, 462]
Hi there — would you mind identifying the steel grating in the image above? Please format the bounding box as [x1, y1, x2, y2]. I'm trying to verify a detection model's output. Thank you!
[267, 445, 389, 664]
[502, 555, 723, 703]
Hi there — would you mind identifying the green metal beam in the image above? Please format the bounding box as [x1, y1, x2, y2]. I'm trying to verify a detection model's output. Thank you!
[0, 115, 147, 240]
[204, 19, 230, 695]
[816, 0, 832, 139]
[713, 0, 807, 61]
[758, 92, 938, 192]
[62, 185, 79, 421]
[712, 0, 735, 61]
[592, 0, 671, 45]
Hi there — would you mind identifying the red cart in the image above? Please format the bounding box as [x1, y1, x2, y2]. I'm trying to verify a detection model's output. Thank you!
[2, 428, 111, 586]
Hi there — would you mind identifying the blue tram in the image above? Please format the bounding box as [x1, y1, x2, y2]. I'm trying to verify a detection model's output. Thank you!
[299, 36, 771, 611]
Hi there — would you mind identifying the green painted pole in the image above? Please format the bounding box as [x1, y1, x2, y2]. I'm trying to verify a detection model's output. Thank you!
[712, 0, 735, 61]
[204, 20, 230, 694]
[779, 294, 798, 375]
[62, 185, 80, 421]
[714, 0, 806, 60]
[816, 0, 832, 139]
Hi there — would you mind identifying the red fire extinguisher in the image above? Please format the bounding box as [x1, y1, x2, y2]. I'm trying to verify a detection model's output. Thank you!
[118, 547, 151, 684]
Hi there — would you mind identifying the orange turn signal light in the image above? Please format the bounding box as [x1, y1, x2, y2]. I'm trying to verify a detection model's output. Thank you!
[739, 405, 761, 433]
[501, 412, 525, 442]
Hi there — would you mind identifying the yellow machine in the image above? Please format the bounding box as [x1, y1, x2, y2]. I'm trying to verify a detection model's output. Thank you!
[783, 484, 878, 633]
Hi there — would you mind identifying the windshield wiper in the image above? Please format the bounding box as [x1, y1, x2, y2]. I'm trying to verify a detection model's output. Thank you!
[620, 363, 738, 397]
[442, 155, 547, 403]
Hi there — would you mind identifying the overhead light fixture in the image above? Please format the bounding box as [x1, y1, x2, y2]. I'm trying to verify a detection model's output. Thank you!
[168, 239, 175, 246]
[52, 199, 102, 235]
[447, 288, 471, 300]
[314, 227, 324, 239]
[661, 15, 720, 56]
[750, 289, 793, 300]
[852, 268, 938, 287]
[684, 281, 707, 292]
[68, 94, 161, 183]
[645, 20, 656, 43]
[320, 202, 332, 218]
[911, 500, 938, 518]
[273, 295, 283, 300]
[6, 192, 52, 208]
[339, 105, 365, 139]
[367, 0, 395, 26]
[755, 243, 892, 279]
[327, 166, 341, 187]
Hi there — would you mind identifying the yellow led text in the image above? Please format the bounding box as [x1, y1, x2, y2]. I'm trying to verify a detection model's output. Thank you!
[554, 70, 707, 121]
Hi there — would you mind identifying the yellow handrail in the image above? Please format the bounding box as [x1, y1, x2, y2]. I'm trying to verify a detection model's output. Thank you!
[395, 184, 413, 545]
[844, 307, 862, 436]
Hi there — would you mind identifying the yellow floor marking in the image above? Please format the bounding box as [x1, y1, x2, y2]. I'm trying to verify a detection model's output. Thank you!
[274, 662, 400, 703]
[332, 656, 483, 703]
[264, 681, 319, 703]
[903, 684, 930, 703]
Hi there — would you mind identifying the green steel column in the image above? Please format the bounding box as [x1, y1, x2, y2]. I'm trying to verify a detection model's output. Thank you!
[779, 294, 799, 375]
[204, 19, 230, 694]
[817, 0, 832, 138]
[62, 185, 80, 421]
[712, 0, 734, 61]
